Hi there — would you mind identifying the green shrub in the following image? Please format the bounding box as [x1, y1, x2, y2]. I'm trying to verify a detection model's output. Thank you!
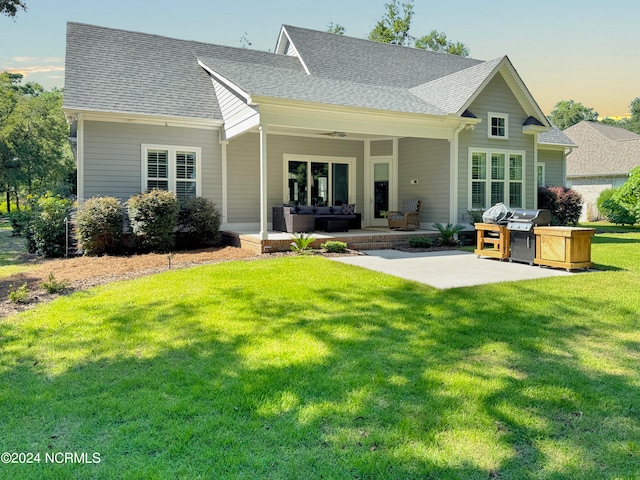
[433, 223, 465, 245]
[8, 209, 33, 236]
[601, 198, 637, 225]
[127, 190, 179, 252]
[597, 188, 616, 213]
[176, 197, 221, 248]
[408, 236, 436, 248]
[321, 241, 347, 253]
[41, 272, 70, 294]
[8, 283, 28, 303]
[76, 196, 124, 255]
[613, 166, 640, 221]
[467, 209, 484, 225]
[27, 193, 74, 257]
[290, 232, 315, 254]
[538, 186, 582, 225]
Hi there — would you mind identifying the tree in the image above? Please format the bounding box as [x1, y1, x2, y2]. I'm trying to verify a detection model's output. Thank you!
[0, 72, 74, 211]
[626, 97, 640, 134]
[327, 22, 345, 35]
[0, 0, 27, 17]
[613, 166, 640, 223]
[368, 0, 469, 56]
[415, 30, 470, 56]
[548, 100, 599, 130]
[368, 0, 415, 46]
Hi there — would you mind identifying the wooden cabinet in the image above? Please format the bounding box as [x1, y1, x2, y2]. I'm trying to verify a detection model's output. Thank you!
[534, 226, 595, 270]
[474, 223, 510, 260]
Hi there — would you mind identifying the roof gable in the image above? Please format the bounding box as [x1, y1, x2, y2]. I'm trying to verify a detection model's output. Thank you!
[197, 56, 446, 116]
[279, 25, 484, 88]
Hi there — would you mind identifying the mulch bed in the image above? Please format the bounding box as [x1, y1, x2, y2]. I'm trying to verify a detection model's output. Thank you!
[0, 247, 365, 318]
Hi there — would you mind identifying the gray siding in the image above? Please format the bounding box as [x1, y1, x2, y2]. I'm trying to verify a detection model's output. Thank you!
[212, 78, 258, 131]
[82, 121, 222, 204]
[370, 139, 393, 157]
[226, 133, 364, 223]
[457, 73, 536, 222]
[538, 149, 565, 187]
[398, 138, 450, 224]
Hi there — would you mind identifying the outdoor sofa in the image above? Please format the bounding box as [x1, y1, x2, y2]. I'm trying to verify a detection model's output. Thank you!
[272, 205, 361, 233]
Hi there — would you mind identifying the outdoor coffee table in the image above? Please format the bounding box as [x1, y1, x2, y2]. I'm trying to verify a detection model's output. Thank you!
[316, 218, 349, 232]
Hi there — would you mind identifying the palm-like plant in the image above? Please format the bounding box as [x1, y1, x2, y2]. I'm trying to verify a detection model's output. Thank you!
[433, 223, 465, 245]
[290, 232, 316, 254]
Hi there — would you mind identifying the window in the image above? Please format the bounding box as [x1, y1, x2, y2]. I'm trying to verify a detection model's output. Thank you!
[284, 155, 355, 206]
[537, 163, 545, 186]
[142, 145, 201, 201]
[488, 112, 509, 139]
[469, 149, 525, 209]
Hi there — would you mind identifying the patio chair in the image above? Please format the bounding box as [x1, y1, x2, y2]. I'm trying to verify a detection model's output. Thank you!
[387, 199, 422, 230]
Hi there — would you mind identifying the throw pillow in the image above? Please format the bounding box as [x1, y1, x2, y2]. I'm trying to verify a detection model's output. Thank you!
[341, 204, 355, 214]
[314, 206, 332, 215]
[401, 199, 419, 213]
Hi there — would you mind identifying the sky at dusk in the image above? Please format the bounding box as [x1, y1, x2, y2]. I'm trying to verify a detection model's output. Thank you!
[1, 0, 638, 117]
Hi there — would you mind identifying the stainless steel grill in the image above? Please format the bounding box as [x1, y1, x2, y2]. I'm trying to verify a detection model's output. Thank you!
[506, 209, 551, 265]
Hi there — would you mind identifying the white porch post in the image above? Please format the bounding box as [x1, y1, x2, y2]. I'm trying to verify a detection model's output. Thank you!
[449, 124, 465, 224]
[259, 125, 268, 240]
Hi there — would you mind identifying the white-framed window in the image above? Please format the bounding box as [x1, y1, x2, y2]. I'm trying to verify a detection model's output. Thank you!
[488, 112, 509, 139]
[537, 163, 545, 187]
[141, 144, 201, 201]
[469, 149, 525, 209]
[283, 154, 356, 206]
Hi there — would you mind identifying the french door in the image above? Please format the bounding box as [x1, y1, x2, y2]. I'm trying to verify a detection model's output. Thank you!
[369, 157, 394, 227]
[284, 155, 355, 206]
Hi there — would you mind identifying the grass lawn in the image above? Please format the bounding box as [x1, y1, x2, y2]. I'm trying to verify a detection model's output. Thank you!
[0, 220, 30, 279]
[0, 232, 639, 478]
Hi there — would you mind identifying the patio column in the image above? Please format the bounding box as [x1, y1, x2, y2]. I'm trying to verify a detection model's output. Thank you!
[259, 125, 268, 240]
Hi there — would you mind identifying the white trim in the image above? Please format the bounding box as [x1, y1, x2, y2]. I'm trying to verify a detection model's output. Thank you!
[391, 138, 399, 214]
[221, 141, 228, 224]
[61, 108, 222, 130]
[450, 124, 466, 224]
[274, 26, 311, 75]
[468, 148, 527, 210]
[488, 112, 509, 139]
[537, 163, 546, 186]
[369, 156, 394, 227]
[282, 154, 357, 207]
[458, 57, 551, 129]
[197, 59, 253, 102]
[364, 140, 371, 226]
[77, 113, 85, 203]
[259, 126, 268, 240]
[141, 144, 202, 199]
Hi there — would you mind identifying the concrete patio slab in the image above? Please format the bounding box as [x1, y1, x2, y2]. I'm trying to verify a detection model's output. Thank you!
[329, 249, 584, 289]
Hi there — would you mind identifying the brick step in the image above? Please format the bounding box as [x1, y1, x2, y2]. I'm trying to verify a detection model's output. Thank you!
[347, 241, 397, 250]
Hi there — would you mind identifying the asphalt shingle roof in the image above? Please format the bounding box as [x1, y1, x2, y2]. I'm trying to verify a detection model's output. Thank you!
[281, 25, 484, 89]
[64, 22, 546, 127]
[64, 22, 303, 120]
[563, 121, 640, 176]
[409, 57, 503, 114]
[199, 56, 445, 116]
[538, 127, 576, 147]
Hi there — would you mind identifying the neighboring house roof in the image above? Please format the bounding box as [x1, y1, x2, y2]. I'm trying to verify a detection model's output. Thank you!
[563, 121, 640, 176]
[64, 22, 550, 129]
